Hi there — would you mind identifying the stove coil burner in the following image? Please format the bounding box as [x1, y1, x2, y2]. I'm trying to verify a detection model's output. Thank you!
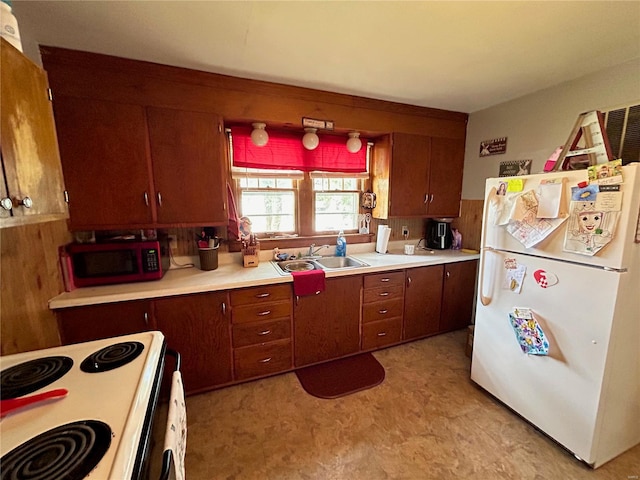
[0, 356, 73, 400]
[0, 420, 112, 480]
[80, 341, 144, 373]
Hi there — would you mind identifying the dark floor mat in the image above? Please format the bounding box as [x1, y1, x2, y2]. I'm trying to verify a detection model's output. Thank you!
[295, 353, 385, 399]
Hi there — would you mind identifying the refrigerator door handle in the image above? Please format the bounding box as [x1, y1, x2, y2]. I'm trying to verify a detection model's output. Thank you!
[478, 192, 495, 306]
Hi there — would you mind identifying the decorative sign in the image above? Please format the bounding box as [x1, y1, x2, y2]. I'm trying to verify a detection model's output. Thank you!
[480, 137, 507, 157]
[499, 159, 532, 177]
[302, 117, 334, 130]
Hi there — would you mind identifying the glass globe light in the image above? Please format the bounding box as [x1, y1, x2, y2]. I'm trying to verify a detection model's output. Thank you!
[250, 122, 269, 147]
[302, 128, 320, 150]
[346, 132, 362, 153]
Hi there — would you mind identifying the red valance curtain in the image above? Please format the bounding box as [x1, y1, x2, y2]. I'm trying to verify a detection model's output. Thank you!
[230, 126, 367, 173]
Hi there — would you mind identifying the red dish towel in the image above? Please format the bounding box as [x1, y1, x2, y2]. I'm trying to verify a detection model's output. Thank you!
[292, 269, 326, 296]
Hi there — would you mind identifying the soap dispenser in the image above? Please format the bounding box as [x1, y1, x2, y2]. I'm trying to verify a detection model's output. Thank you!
[336, 230, 347, 257]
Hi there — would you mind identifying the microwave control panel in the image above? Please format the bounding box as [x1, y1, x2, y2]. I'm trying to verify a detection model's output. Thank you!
[143, 249, 159, 272]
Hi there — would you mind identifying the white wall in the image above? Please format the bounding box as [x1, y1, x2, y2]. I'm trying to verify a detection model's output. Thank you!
[462, 58, 640, 200]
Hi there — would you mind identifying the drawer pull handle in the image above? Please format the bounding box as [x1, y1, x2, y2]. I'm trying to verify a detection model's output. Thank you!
[259, 357, 272, 363]
[315, 290, 321, 295]
[258, 329, 272, 336]
[257, 310, 272, 316]
[379, 309, 388, 314]
[380, 278, 390, 282]
[379, 292, 389, 297]
[255, 293, 270, 298]
[377, 332, 387, 337]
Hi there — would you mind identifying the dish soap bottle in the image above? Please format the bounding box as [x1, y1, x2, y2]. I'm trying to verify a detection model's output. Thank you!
[336, 230, 347, 257]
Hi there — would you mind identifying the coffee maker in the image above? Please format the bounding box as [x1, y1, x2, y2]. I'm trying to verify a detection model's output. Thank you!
[426, 218, 453, 249]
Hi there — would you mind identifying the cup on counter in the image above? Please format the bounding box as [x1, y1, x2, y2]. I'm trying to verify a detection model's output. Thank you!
[404, 244, 415, 255]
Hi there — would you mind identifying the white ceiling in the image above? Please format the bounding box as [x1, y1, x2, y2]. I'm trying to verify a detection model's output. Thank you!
[13, 1, 640, 113]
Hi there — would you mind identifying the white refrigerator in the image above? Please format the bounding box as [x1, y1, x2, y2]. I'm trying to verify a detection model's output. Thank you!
[471, 162, 640, 468]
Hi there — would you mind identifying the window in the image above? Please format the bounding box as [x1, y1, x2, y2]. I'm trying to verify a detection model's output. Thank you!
[238, 177, 296, 234]
[229, 128, 370, 237]
[312, 176, 361, 232]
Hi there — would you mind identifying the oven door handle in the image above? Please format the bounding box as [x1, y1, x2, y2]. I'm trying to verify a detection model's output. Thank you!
[165, 348, 181, 372]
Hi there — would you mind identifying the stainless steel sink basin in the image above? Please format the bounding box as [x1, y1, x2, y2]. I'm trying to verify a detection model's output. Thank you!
[271, 256, 368, 275]
[272, 259, 321, 275]
[314, 256, 368, 269]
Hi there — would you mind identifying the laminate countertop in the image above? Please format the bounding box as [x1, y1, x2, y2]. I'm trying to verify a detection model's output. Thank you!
[49, 241, 479, 309]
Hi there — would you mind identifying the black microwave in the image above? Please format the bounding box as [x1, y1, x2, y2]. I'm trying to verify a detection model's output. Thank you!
[63, 238, 170, 288]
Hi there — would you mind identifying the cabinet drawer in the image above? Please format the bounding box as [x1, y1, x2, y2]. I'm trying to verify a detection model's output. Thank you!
[234, 339, 292, 380]
[362, 318, 402, 350]
[232, 319, 291, 348]
[362, 298, 404, 323]
[363, 285, 404, 304]
[230, 284, 291, 306]
[232, 301, 291, 324]
[364, 271, 404, 289]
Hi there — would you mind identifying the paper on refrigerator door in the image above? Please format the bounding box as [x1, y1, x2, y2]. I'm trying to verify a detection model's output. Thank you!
[376, 225, 391, 253]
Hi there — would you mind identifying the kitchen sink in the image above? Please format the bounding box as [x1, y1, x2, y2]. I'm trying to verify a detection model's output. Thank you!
[271, 256, 368, 275]
[313, 256, 368, 269]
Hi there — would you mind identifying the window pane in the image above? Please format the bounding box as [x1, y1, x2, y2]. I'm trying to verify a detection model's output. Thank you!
[315, 192, 358, 231]
[343, 178, 358, 190]
[276, 179, 293, 188]
[328, 179, 342, 190]
[259, 178, 276, 188]
[241, 191, 296, 233]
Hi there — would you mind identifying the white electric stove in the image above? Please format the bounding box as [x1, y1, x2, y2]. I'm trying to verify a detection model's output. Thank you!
[0, 331, 166, 480]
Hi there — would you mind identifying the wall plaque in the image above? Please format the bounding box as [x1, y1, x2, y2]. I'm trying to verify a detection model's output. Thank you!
[480, 137, 507, 157]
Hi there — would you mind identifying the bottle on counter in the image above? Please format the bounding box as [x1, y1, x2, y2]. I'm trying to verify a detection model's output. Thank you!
[336, 230, 346, 257]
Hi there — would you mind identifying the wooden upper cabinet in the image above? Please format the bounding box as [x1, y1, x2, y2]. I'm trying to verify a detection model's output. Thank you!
[0, 38, 68, 228]
[428, 137, 465, 218]
[54, 96, 154, 229]
[146, 107, 227, 226]
[53, 98, 227, 229]
[372, 133, 465, 219]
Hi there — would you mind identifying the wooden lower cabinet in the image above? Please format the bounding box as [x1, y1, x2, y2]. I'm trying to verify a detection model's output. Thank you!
[361, 271, 404, 350]
[294, 275, 362, 367]
[56, 300, 153, 345]
[230, 284, 293, 381]
[440, 260, 478, 332]
[403, 265, 444, 341]
[154, 291, 232, 394]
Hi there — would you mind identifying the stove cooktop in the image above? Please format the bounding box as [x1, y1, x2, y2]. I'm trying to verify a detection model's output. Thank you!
[0, 331, 165, 480]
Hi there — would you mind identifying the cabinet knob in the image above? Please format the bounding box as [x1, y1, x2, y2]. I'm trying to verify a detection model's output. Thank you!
[257, 310, 271, 316]
[255, 293, 270, 298]
[379, 292, 389, 297]
[0, 197, 12, 211]
[258, 329, 272, 336]
[407, 276, 412, 286]
[380, 278, 390, 282]
[144, 192, 149, 207]
[379, 309, 388, 314]
[377, 332, 387, 337]
[221, 302, 227, 315]
[157, 192, 163, 207]
[259, 357, 272, 363]
[144, 312, 149, 325]
[17, 196, 33, 209]
[446, 271, 450, 278]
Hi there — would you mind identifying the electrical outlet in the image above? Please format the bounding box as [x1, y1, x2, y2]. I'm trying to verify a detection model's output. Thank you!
[402, 226, 409, 237]
[168, 235, 178, 253]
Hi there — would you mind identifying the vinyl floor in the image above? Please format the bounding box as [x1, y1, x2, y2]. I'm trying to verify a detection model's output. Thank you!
[149, 330, 639, 479]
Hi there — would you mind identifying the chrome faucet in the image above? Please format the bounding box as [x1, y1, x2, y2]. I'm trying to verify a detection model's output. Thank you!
[307, 244, 330, 257]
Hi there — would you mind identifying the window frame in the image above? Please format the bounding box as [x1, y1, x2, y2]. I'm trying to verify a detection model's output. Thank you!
[227, 129, 374, 248]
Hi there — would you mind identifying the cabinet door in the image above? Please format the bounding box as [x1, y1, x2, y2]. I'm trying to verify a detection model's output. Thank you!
[53, 96, 154, 229]
[154, 292, 232, 393]
[389, 133, 431, 217]
[428, 137, 465, 217]
[440, 260, 478, 332]
[294, 276, 362, 367]
[0, 39, 67, 227]
[147, 107, 227, 226]
[403, 265, 444, 340]
[56, 300, 152, 345]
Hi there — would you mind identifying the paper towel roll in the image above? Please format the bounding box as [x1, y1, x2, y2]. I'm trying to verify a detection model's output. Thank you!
[376, 225, 391, 253]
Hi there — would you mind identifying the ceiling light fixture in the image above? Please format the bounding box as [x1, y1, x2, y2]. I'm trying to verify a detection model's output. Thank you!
[250, 122, 269, 147]
[302, 128, 319, 150]
[346, 132, 362, 153]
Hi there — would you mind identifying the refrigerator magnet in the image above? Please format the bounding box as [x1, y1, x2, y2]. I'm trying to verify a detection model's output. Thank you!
[509, 310, 549, 356]
[533, 269, 558, 288]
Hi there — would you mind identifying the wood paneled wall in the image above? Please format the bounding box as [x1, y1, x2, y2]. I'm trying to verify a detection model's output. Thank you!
[1, 220, 71, 355]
